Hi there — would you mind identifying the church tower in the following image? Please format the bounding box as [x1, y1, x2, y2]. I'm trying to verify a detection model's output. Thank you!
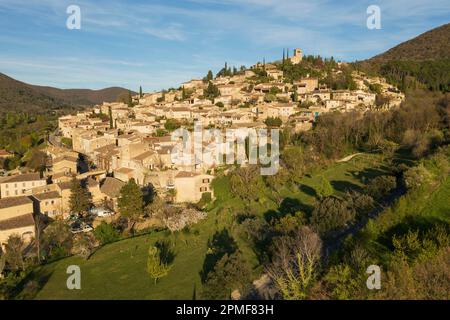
[290, 48, 303, 64]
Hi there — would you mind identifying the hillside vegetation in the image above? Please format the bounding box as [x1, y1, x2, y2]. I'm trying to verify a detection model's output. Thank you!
[0, 72, 134, 114]
[357, 23, 450, 92]
[370, 23, 450, 62]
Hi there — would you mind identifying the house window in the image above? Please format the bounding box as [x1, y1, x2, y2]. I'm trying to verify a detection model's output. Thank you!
[200, 187, 208, 192]
[202, 179, 210, 183]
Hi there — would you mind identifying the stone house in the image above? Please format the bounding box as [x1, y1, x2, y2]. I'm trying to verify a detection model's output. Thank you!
[31, 191, 63, 219]
[174, 171, 214, 203]
[0, 173, 47, 198]
[0, 196, 35, 248]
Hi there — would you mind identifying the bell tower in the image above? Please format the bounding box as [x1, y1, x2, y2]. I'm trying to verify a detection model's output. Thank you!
[291, 48, 303, 64]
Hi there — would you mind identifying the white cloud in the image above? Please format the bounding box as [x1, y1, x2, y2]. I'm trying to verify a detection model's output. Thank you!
[144, 23, 187, 41]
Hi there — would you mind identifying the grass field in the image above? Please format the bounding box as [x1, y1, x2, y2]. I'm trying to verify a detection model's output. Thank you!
[31, 153, 390, 299]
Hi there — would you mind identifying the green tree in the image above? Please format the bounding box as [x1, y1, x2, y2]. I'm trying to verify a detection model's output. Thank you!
[164, 119, 181, 132]
[108, 106, 113, 129]
[316, 176, 334, 199]
[365, 175, 397, 200]
[118, 178, 144, 231]
[127, 90, 133, 108]
[41, 221, 73, 260]
[69, 177, 92, 216]
[310, 197, 355, 235]
[94, 222, 120, 245]
[202, 251, 252, 299]
[139, 86, 143, 98]
[205, 70, 213, 82]
[203, 81, 221, 101]
[264, 117, 282, 127]
[147, 246, 172, 284]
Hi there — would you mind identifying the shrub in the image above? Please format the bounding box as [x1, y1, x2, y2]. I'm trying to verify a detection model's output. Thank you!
[403, 164, 433, 190]
[365, 175, 397, 200]
[310, 197, 355, 235]
[94, 222, 120, 245]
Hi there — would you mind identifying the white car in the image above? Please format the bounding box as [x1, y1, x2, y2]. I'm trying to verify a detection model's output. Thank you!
[82, 224, 93, 232]
[90, 207, 114, 217]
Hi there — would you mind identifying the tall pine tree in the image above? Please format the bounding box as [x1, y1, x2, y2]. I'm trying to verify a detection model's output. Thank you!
[69, 177, 92, 216]
[118, 178, 143, 231]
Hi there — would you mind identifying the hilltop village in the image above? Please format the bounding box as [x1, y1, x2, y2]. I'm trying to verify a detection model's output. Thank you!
[0, 49, 405, 246]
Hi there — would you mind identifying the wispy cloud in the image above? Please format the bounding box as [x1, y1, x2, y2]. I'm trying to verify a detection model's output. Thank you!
[144, 23, 187, 41]
[0, 0, 448, 90]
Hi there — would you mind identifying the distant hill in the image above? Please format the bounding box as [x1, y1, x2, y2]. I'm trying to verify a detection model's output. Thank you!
[358, 23, 450, 92]
[0, 72, 135, 114]
[369, 23, 450, 62]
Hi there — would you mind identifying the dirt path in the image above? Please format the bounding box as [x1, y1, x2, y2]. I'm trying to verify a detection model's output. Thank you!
[337, 153, 364, 162]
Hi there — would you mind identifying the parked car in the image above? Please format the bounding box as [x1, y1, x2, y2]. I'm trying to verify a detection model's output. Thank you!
[66, 213, 80, 221]
[69, 222, 83, 234]
[81, 224, 93, 232]
[70, 221, 93, 234]
[90, 207, 115, 217]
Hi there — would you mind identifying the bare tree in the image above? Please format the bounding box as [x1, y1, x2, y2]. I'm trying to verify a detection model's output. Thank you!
[34, 213, 45, 264]
[266, 226, 322, 300]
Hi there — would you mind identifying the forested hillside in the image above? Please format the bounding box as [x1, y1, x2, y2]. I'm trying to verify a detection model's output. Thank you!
[356, 23, 450, 92]
[0, 72, 135, 114]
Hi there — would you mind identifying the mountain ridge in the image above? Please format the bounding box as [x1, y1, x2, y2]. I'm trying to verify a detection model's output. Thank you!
[368, 23, 450, 62]
[0, 72, 136, 114]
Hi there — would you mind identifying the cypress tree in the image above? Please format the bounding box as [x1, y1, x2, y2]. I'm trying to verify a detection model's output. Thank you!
[127, 90, 133, 108]
[108, 106, 113, 129]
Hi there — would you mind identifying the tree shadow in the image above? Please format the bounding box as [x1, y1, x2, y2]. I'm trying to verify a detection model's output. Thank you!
[299, 184, 317, 198]
[264, 197, 313, 222]
[155, 239, 176, 265]
[200, 229, 237, 283]
[378, 215, 449, 248]
[330, 180, 361, 193]
[348, 167, 387, 185]
[13, 268, 54, 299]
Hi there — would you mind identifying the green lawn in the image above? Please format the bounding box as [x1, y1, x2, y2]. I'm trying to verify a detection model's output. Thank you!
[31, 153, 389, 299]
[419, 176, 450, 222]
[34, 212, 224, 299]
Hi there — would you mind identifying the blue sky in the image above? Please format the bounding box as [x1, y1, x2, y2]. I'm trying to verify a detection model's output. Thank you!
[0, 0, 448, 91]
